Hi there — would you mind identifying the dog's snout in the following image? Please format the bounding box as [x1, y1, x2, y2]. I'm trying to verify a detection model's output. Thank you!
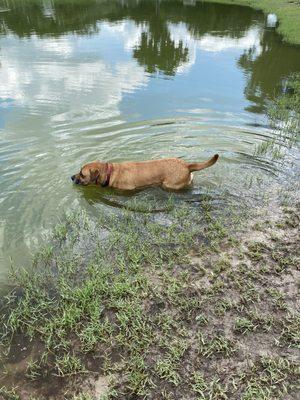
[71, 175, 81, 184]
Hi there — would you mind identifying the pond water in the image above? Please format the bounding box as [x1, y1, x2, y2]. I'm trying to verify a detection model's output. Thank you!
[0, 0, 299, 285]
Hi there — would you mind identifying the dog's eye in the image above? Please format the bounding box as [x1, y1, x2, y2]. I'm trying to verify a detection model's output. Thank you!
[79, 171, 85, 178]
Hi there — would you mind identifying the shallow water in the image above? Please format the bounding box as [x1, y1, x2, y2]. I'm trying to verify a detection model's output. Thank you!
[0, 0, 299, 284]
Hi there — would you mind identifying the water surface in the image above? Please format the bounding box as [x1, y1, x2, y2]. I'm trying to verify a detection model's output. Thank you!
[0, 0, 299, 284]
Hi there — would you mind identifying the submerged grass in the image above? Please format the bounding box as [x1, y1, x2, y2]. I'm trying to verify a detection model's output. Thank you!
[254, 72, 300, 159]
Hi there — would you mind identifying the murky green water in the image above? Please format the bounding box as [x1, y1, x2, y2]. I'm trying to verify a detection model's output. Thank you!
[0, 0, 299, 284]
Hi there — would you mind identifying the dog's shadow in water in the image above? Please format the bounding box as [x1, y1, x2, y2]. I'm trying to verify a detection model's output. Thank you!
[73, 184, 194, 213]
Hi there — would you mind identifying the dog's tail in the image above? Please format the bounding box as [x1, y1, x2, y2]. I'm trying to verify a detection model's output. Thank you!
[188, 154, 219, 172]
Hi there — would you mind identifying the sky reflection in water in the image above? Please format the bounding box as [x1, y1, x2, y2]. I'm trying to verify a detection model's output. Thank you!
[0, 0, 299, 283]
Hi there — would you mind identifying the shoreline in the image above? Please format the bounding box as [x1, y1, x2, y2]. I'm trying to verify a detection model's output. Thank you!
[0, 5, 299, 399]
[0, 191, 299, 399]
[202, 0, 300, 45]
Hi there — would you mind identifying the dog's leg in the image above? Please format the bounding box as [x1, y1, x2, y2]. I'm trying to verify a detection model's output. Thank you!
[162, 174, 191, 190]
[162, 182, 186, 190]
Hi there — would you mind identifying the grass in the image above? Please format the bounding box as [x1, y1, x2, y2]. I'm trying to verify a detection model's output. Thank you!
[234, 317, 255, 334]
[191, 372, 228, 400]
[0, 77, 299, 398]
[197, 333, 236, 358]
[0, 386, 20, 400]
[280, 314, 300, 348]
[203, 0, 300, 45]
[0, 196, 298, 399]
[72, 394, 93, 400]
[240, 356, 299, 400]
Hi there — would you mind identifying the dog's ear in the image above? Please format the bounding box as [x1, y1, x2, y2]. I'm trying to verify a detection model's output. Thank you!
[89, 168, 100, 182]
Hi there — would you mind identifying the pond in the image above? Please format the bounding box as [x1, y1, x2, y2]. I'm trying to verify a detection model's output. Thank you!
[0, 0, 299, 286]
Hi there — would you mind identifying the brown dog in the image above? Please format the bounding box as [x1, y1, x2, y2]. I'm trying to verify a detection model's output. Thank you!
[71, 154, 219, 190]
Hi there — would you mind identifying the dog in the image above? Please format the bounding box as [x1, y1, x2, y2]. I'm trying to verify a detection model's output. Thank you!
[71, 154, 219, 191]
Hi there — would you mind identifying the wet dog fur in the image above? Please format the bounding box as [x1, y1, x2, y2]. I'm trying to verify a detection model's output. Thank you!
[71, 154, 219, 191]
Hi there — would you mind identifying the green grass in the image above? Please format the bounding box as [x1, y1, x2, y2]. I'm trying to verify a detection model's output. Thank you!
[240, 356, 299, 400]
[197, 332, 236, 358]
[0, 198, 241, 395]
[72, 394, 94, 400]
[0, 386, 21, 400]
[234, 317, 255, 334]
[191, 372, 228, 400]
[280, 313, 300, 348]
[0, 201, 299, 399]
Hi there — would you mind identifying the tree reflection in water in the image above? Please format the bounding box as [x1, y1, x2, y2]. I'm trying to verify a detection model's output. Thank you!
[1, 0, 300, 112]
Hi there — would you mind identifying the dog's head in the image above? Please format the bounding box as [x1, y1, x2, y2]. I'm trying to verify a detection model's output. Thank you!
[71, 161, 105, 186]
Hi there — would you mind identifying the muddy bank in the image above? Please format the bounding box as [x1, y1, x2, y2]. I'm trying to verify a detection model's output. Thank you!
[0, 193, 299, 399]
